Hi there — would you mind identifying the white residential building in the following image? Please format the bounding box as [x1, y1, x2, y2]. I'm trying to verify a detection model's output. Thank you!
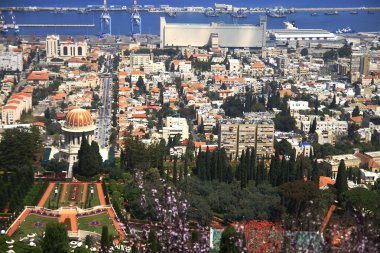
[0, 52, 23, 71]
[288, 100, 310, 111]
[162, 117, 189, 141]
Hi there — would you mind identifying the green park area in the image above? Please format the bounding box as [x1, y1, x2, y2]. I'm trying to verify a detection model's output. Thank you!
[12, 214, 58, 239]
[77, 213, 117, 237]
[41, 183, 101, 209]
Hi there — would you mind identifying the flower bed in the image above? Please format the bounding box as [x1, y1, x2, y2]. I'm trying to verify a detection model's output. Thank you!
[69, 183, 80, 201]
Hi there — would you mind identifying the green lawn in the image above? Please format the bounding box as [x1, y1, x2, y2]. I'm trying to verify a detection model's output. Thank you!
[43, 182, 60, 209]
[12, 214, 58, 239]
[85, 184, 101, 208]
[77, 213, 118, 237]
[42, 183, 102, 209]
[63, 183, 84, 207]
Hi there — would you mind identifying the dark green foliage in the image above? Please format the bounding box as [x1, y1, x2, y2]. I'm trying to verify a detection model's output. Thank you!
[279, 180, 319, 218]
[344, 188, 380, 217]
[221, 95, 244, 117]
[337, 44, 352, 58]
[335, 160, 348, 202]
[311, 160, 320, 186]
[195, 148, 231, 183]
[173, 156, 178, 185]
[77, 134, 102, 177]
[352, 106, 360, 117]
[323, 49, 338, 61]
[32, 79, 61, 106]
[44, 159, 69, 172]
[148, 229, 160, 253]
[0, 127, 42, 170]
[329, 95, 337, 109]
[101, 225, 111, 252]
[219, 226, 240, 253]
[309, 118, 317, 134]
[300, 48, 308, 56]
[274, 107, 296, 132]
[42, 222, 69, 253]
[0, 127, 42, 212]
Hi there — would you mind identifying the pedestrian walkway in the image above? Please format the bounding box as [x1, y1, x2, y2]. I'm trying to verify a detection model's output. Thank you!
[58, 208, 78, 232]
[37, 182, 55, 207]
[82, 183, 88, 203]
[107, 207, 126, 240]
[7, 209, 31, 236]
[96, 183, 106, 205]
[60, 183, 67, 203]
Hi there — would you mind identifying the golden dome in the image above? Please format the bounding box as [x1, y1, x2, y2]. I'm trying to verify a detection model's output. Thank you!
[64, 108, 93, 129]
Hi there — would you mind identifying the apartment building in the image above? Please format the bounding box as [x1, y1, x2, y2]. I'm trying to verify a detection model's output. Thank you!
[46, 35, 60, 58]
[219, 118, 274, 159]
[302, 119, 348, 135]
[162, 117, 189, 142]
[1, 93, 32, 125]
[130, 53, 153, 69]
[0, 52, 23, 71]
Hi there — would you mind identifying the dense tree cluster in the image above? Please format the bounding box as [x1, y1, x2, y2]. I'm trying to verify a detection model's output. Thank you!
[76, 133, 103, 177]
[0, 127, 42, 212]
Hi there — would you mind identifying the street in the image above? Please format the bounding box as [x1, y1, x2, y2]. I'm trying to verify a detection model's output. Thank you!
[96, 55, 113, 148]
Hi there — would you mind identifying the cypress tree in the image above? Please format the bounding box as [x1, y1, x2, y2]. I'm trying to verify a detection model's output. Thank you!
[91, 141, 103, 171]
[148, 229, 159, 252]
[296, 157, 304, 180]
[251, 148, 256, 181]
[314, 97, 319, 115]
[184, 154, 188, 179]
[311, 160, 320, 186]
[335, 159, 348, 202]
[173, 156, 177, 185]
[179, 163, 183, 182]
[101, 225, 110, 252]
[205, 147, 211, 181]
[240, 150, 246, 189]
[244, 148, 251, 185]
[226, 164, 234, 183]
[219, 226, 240, 253]
[309, 118, 317, 134]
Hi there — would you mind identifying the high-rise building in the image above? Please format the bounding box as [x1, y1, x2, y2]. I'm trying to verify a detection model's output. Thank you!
[46, 35, 60, 58]
[219, 118, 274, 159]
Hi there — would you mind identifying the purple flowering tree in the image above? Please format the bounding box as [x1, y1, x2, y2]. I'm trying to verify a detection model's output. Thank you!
[135, 171, 209, 252]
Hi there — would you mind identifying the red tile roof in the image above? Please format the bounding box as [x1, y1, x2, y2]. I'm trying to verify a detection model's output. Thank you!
[27, 71, 49, 81]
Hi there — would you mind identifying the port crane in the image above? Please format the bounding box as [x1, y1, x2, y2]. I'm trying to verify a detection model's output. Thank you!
[10, 11, 19, 34]
[131, 0, 141, 34]
[100, 0, 112, 35]
[0, 11, 8, 33]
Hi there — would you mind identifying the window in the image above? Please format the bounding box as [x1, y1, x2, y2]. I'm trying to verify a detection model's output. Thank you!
[63, 46, 68, 56]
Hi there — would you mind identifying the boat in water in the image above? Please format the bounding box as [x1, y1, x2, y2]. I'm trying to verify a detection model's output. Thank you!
[350, 11, 359, 14]
[166, 12, 177, 17]
[335, 26, 355, 34]
[205, 10, 219, 17]
[310, 12, 319, 16]
[267, 7, 287, 18]
[53, 8, 65, 14]
[284, 21, 298, 30]
[230, 10, 247, 18]
[325, 11, 339, 15]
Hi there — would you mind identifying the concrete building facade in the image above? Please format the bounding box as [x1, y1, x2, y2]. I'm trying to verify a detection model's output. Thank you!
[160, 16, 267, 48]
[0, 52, 23, 71]
[219, 118, 274, 159]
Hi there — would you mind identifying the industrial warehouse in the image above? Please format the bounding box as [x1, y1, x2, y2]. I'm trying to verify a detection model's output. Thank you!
[160, 16, 267, 48]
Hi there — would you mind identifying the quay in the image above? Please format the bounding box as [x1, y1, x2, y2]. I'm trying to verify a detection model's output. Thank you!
[3, 24, 95, 28]
[0, 6, 379, 13]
